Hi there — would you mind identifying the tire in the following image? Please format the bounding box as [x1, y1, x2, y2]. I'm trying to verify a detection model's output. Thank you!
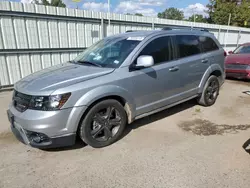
[197, 75, 220, 107]
[79, 99, 127, 148]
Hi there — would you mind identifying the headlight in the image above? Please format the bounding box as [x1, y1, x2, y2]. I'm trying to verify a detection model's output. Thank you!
[29, 93, 71, 111]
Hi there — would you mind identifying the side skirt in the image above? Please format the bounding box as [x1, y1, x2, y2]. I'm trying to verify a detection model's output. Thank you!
[134, 95, 198, 121]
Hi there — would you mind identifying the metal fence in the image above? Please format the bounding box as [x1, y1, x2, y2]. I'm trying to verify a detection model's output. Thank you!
[1, 1, 250, 88]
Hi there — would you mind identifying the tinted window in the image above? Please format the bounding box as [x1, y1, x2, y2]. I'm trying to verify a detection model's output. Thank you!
[199, 36, 219, 52]
[176, 35, 201, 58]
[139, 36, 173, 64]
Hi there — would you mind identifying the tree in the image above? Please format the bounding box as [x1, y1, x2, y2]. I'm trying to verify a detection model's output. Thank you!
[206, 0, 250, 27]
[157, 8, 184, 20]
[235, 0, 250, 27]
[135, 13, 143, 16]
[35, 0, 66, 7]
[188, 14, 207, 23]
[126, 13, 143, 16]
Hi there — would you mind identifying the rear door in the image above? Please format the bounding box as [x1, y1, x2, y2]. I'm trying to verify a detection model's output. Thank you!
[199, 35, 222, 70]
[173, 34, 209, 98]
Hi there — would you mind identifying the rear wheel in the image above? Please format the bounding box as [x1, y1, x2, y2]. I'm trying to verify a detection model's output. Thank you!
[79, 99, 127, 148]
[197, 75, 220, 106]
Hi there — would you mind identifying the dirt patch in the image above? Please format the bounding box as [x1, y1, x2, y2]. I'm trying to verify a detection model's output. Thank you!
[178, 119, 250, 136]
[0, 131, 18, 144]
[220, 106, 242, 117]
[226, 79, 250, 87]
[237, 95, 250, 103]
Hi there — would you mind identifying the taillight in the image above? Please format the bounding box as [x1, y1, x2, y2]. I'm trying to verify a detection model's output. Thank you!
[224, 51, 227, 57]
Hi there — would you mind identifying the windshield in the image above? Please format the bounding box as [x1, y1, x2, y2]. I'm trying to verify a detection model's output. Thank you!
[74, 37, 141, 68]
[234, 45, 250, 54]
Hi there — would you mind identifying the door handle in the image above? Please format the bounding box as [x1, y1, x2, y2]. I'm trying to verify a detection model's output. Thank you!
[201, 59, 209, 64]
[169, 66, 179, 72]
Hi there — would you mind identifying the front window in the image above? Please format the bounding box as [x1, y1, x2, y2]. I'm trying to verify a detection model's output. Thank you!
[234, 45, 250, 54]
[139, 36, 173, 64]
[74, 37, 141, 68]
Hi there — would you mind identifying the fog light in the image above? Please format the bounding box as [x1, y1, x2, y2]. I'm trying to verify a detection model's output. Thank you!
[25, 130, 50, 144]
[32, 135, 42, 143]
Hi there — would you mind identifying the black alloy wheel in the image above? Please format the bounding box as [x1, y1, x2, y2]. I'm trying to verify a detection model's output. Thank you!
[204, 79, 219, 104]
[91, 106, 122, 142]
[197, 75, 220, 106]
[79, 99, 127, 148]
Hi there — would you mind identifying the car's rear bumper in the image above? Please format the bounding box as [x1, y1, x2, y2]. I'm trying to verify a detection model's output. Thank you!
[225, 69, 250, 79]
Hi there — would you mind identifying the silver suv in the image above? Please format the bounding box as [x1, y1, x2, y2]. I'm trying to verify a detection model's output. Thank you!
[7, 28, 225, 149]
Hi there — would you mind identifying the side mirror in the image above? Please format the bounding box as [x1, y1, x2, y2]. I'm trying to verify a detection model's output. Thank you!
[135, 55, 154, 69]
[228, 51, 233, 55]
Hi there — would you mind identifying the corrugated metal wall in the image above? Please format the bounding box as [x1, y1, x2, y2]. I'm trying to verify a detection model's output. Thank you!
[1, 1, 250, 88]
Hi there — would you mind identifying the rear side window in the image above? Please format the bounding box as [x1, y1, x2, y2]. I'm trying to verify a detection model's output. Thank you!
[176, 35, 201, 58]
[199, 36, 219, 52]
[139, 36, 173, 64]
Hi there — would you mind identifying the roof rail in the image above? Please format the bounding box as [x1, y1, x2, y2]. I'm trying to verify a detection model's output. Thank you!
[126, 30, 138, 33]
[162, 26, 209, 32]
[193, 27, 210, 32]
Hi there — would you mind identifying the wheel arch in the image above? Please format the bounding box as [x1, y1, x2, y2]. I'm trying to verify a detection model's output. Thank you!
[199, 64, 224, 93]
[75, 85, 136, 130]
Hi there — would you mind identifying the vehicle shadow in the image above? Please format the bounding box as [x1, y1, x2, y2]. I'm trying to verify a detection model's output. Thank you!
[226, 77, 250, 85]
[44, 99, 196, 152]
[119, 99, 197, 140]
[242, 138, 250, 155]
[42, 137, 87, 152]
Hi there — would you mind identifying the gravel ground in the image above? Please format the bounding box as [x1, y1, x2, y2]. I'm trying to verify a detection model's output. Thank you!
[0, 79, 250, 188]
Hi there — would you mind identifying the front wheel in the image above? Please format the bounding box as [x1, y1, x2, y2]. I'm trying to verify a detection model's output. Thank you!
[79, 99, 127, 148]
[197, 75, 220, 106]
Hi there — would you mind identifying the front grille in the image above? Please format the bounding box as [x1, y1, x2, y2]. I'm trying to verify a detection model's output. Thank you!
[225, 63, 249, 70]
[13, 90, 32, 112]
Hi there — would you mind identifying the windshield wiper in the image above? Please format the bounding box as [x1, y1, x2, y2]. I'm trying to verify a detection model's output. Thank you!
[76, 60, 102, 67]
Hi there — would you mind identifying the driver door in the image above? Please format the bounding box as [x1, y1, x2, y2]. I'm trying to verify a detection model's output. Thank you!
[125, 35, 182, 116]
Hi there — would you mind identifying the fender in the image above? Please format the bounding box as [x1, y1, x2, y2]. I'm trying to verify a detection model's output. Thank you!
[210, 63, 225, 85]
[198, 64, 224, 93]
[75, 85, 136, 123]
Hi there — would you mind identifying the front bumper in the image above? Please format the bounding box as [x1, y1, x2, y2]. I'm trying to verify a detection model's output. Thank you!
[226, 69, 250, 79]
[7, 103, 87, 148]
[10, 119, 76, 149]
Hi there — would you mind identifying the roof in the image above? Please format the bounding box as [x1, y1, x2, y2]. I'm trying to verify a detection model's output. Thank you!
[241, 43, 250, 46]
[105, 29, 214, 40]
[105, 30, 155, 39]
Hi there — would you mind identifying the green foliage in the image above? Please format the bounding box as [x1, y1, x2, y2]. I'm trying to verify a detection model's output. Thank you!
[135, 13, 143, 16]
[188, 14, 207, 23]
[126, 13, 143, 16]
[35, 0, 66, 7]
[207, 0, 250, 27]
[157, 7, 184, 20]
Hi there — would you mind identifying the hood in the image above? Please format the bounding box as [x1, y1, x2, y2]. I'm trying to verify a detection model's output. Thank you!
[225, 54, 250, 64]
[15, 62, 115, 95]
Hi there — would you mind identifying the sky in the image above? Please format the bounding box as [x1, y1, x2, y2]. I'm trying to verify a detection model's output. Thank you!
[12, 0, 209, 18]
